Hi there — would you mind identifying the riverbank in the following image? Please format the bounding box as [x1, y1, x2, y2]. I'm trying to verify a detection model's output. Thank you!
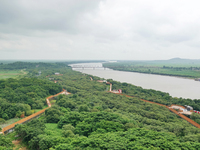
[73, 63, 200, 99]
[104, 66, 200, 80]
[103, 61, 200, 80]
[107, 67, 198, 79]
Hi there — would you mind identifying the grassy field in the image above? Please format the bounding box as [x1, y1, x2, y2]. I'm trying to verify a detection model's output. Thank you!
[50, 100, 57, 105]
[45, 123, 62, 136]
[0, 105, 48, 129]
[0, 70, 27, 79]
[0, 118, 21, 129]
[34, 105, 48, 113]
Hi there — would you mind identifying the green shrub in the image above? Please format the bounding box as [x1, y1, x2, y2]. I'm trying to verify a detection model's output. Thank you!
[0, 118, 5, 124]
[62, 130, 75, 138]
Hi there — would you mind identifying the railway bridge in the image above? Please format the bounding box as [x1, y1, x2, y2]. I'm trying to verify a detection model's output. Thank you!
[70, 65, 106, 70]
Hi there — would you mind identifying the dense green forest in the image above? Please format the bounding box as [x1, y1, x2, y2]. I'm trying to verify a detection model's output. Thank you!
[1, 61, 200, 149]
[13, 68, 200, 149]
[0, 61, 105, 70]
[0, 61, 67, 70]
[103, 59, 200, 78]
[0, 62, 64, 121]
[0, 78, 62, 120]
[0, 134, 14, 149]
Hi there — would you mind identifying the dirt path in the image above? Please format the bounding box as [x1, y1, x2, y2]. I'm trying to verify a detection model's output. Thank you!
[8, 90, 70, 149]
[12, 140, 27, 150]
[113, 92, 200, 129]
[2, 89, 69, 135]
[102, 79, 200, 129]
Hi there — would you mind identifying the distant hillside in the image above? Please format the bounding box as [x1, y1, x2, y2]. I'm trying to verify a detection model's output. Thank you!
[116, 58, 200, 67]
[157, 58, 200, 64]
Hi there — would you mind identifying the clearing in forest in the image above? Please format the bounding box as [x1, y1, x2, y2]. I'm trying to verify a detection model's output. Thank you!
[0, 70, 27, 79]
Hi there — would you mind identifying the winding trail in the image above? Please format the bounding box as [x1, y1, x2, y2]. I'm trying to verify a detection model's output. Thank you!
[1, 76, 200, 135]
[106, 81, 200, 129]
[1, 89, 70, 135]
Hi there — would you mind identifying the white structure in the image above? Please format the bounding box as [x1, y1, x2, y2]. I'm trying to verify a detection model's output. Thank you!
[185, 105, 193, 111]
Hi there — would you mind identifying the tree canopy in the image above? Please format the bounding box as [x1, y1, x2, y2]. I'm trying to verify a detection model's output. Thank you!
[2, 61, 200, 150]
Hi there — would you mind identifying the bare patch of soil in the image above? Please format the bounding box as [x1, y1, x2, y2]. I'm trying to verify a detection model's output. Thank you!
[12, 140, 27, 150]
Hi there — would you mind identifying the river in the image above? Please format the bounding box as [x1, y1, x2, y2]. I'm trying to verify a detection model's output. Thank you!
[70, 63, 200, 100]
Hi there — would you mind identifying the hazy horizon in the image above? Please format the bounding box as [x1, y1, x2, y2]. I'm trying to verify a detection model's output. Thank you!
[1, 57, 200, 62]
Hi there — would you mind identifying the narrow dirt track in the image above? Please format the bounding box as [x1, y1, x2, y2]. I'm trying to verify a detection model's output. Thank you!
[1, 77, 200, 150]
[1, 89, 70, 134]
[117, 93, 200, 129]
[1, 89, 70, 149]
[106, 82, 200, 129]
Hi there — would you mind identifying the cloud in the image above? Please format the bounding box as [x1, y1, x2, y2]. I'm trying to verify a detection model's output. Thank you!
[0, 0, 200, 60]
[0, 0, 103, 34]
[83, 0, 200, 44]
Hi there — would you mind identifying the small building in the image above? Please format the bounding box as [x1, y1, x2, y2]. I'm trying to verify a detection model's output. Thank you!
[55, 73, 60, 75]
[184, 105, 193, 111]
[118, 89, 122, 93]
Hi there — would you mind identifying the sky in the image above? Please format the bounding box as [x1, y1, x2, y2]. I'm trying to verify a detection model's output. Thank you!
[0, 0, 200, 60]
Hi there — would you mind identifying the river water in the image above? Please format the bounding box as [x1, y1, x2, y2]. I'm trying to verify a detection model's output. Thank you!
[70, 63, 200, 100]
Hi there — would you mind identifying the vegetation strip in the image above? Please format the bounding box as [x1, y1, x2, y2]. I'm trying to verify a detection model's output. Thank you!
[103, 59, 200, 79]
